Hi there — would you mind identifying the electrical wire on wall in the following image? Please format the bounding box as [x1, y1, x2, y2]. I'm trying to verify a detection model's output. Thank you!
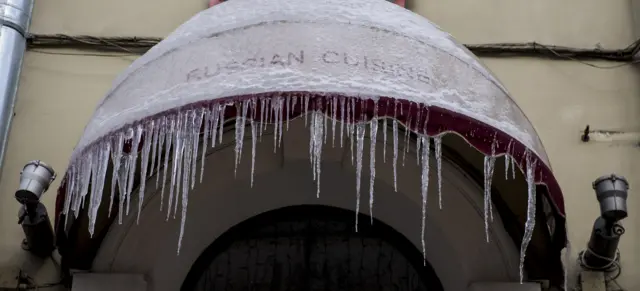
[25, 33, 640, 69]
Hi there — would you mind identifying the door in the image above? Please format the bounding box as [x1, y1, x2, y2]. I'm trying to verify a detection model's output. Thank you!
[182, 206, 443, 291]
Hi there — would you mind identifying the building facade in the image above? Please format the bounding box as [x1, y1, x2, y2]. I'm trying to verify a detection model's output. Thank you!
[0, 0, 639, 290]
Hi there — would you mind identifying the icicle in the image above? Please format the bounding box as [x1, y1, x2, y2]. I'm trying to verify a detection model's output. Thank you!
[347, 99, 354, 165]
[234, 101, 248, 176]
[382, 118, 387, 163]
[64, 166, 77, 227]
[483, 156, 491, 242]
[354, 123, 365, 232]
[303, 95, 310, 125]
[136, 121, 154, 225]
[155, 117, 167, 189]
[519, 151, 537, 284]
[210, 104, 220, 150]
[200, 108, 211, 183]
[88, 142, 110, 236]
[312, 112, 324, 198]
[272, 98, 279, 152]
[117, 153, 131, 225]
[117, 129, 135, 221]
[434, 135, 443, 209]
[160, 116, 174, 212]
[175, 112, 193, 218]
[250, 118, 257, 187]
[218, 104, 226, 144]
[392, 120, 399, 192]
[323, 102, 328, 145]
[167, 113, 185, 221]
[177, 111, 196, 255]
[351, 97, 356, 124]
[483, 139, 497, 242]
[71, 162, 86, 217]
[109, 132, 124, 218]
[309, 111, 316, 172]
[150, 119, 160, 178]
[331, 96, 338, 147]
[340, 97, 346, 148]
[419, 136, 430, 265]
[402, 119, 410, 167]
[490, 138, 497, 222]
[78, 150, 93, 214]
[62, 167, 74, 216]
[125, 126, 143, 216]
[191, 109, 204, 190]
[278, 98, 284, 149]
[369, 118, 378, 225]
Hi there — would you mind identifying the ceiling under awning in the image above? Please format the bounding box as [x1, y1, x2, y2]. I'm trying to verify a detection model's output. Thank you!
[53, 0, 566, 282]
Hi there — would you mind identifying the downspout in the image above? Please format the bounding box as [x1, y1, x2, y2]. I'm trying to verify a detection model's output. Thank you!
[0, 0, 34, 175]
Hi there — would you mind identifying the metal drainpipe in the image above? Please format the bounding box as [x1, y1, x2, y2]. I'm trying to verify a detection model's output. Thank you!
[0, 0, 34, 175]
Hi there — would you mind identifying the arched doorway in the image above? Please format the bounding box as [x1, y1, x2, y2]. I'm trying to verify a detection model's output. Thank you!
[182, 206, 443, 291]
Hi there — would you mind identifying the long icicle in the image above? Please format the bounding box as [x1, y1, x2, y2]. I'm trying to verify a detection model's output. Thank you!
[160, 116, 174, 212]
[155, 117, 166, 189]
[126, 125, 143, 216]
[200, 108, 211, 183]
[354, 123, 365, 232]
[108, 132, 124, 218]
[420, 135, 430, 266]
[190, 109, 204, 190]
[177, 111, 196, 254]
[519, 150, 537, 283]
[250, 99, 258, 188]
[136, 121, 154, 225]
[173, 112, 190, 220]
[369, 116, 378, 225]
[313, 111, 324, 198]
[167, 113, 184, 221]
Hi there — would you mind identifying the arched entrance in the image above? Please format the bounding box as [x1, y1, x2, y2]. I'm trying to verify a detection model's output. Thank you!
[182, 206, 443, 291]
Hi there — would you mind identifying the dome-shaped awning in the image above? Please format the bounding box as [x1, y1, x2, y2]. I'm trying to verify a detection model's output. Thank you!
[54, 0, 566, 281]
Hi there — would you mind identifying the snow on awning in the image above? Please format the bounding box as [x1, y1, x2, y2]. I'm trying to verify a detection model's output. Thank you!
[55, 0, 565, 282]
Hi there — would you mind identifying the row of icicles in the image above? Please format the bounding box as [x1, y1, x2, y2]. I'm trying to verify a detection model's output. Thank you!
[62, 95, 539, 283]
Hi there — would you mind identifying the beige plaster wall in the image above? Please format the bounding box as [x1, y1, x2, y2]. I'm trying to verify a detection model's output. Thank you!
[0, 0, 639, 290]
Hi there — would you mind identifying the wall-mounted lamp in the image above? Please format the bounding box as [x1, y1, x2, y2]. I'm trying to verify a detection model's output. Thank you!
[15, 160, 56, 258]
[580, 174, 629, 270]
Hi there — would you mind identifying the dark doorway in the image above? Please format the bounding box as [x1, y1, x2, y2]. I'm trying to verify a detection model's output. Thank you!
[182, 205, 443, 291]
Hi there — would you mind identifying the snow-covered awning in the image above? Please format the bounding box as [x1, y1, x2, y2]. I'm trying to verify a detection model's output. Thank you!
[54, 0, 566, 280]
